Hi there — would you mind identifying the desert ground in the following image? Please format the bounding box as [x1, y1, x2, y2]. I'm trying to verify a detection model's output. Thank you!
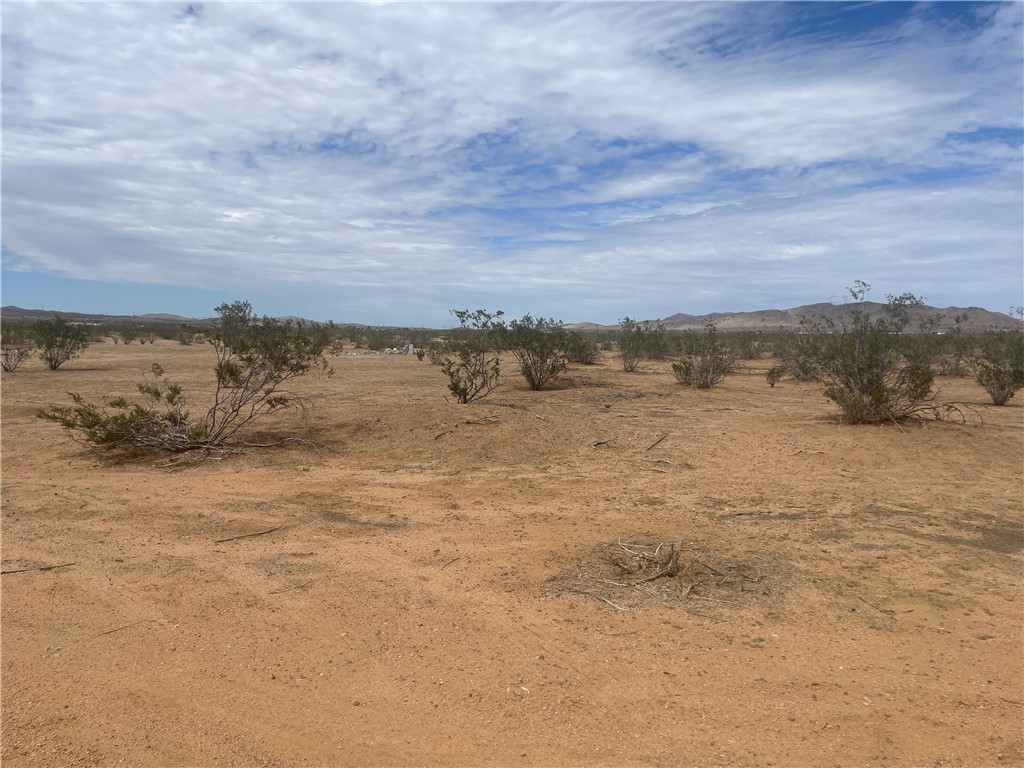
[2, 338, 1021, 767]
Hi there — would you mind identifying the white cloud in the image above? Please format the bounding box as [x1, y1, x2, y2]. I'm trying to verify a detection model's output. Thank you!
[1, 2, 1021, 323]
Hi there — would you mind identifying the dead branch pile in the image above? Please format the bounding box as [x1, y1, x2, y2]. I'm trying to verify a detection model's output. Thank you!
[556, 540, 771, 610]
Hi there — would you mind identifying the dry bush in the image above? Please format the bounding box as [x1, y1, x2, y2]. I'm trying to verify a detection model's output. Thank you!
[553, 540, 772, 611]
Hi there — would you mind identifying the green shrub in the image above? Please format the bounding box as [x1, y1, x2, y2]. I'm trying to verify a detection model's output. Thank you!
[438, 309, 504, 403]
[502, 314, 568, 391]
[641, 322, 672, 360]
[205, 301, 331, 443]
[670, 324, 737, 389]
[178, 331, 207, 346]
[424, 340, 447, 365]
[971, 331, 1024, 405]
[766, 366, 784, 388]
[33, 316, 90, 370]
[775, 332, 821, 382]
[360, 327, 405, 351]
[39, 364, 207, 452]
[563, 331, 598, 365]
[804, 282, 941, 423]
[938, 318, 972, 376]
[728, 332, 764, 361]
[619, 317, 667, 371]
[1, 323, 36, 372]
[38, 301, 331, 456]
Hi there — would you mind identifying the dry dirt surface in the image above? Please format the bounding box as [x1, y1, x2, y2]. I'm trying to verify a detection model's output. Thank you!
[2, 340, 1022, 767]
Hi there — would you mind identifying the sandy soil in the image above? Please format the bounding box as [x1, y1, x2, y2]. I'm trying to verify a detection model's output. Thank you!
[2, 339, 1022, 767]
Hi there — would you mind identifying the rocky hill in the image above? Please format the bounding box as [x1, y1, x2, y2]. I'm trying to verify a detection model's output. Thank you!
[1, 305, 201, 325]
[569, 302, 1020, 333]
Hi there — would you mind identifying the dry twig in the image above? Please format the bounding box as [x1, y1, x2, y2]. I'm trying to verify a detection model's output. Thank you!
[1, 562, 77, 575]
[616, 541, 651, 555]
[645, 433, 668, 451]
[214, 526, 281, 544]
[567, 588, 629, 612]
[854, 592, 895, 615]
[631, 545, 680, 584]
[92, 619, 165, 638]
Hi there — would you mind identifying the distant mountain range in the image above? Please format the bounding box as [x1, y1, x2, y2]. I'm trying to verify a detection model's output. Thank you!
[570, 302, 1020, 332]
[2, 302, 1020, 332]
[1, 306, 202, 325]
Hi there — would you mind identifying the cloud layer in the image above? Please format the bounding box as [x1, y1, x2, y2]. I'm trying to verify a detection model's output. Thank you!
[3, 2, 1021, 323]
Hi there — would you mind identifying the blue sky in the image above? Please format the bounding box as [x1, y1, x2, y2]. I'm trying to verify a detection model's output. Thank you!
[2, 2, 1021, 325]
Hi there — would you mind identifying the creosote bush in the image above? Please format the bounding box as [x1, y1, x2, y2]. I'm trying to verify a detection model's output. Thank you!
[563, 331, 598, 365]
[438, 309, 504, 403]
[728, 332, 764, 361]
[776, 333, 821, 382]
[423, 340, 448, 365]
[502, 314, 568, 391]
[971, 331, 1024, 406]
[33, 316, 90, 370]
[619, 317, 668, 372]
[38, 301, 332, 456]
[2, 323, 36, 372]
[205, 301, 332, 445]
[804, 282, 950, 424]
[39, 364, 207, 451]
[671, 324, 737, 389]
[919, 312, 971, 377]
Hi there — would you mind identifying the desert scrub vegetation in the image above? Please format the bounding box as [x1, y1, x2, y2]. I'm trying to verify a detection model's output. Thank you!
[618, 317, 669, 372]
[501, 314, 569, 391]
[562, 331, 599, 365]
[671, 324, 738, 389]
[1, 322, 36, 372]
[38, 301, 332, 458]
[422, 340, 448, 365]
[918, 312, 972, 377]
[726, 331, 765, 361]
[33, 316, 90, 370]
[971, 330, 1024, 405]
[802, 282, 960, 424]
[39, 364, 208, 452]
[774, 332, 822, 382]
[437, 309, 504, 403]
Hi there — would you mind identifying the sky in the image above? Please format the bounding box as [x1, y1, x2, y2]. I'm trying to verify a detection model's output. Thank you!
[2, 1, 1022, 326]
